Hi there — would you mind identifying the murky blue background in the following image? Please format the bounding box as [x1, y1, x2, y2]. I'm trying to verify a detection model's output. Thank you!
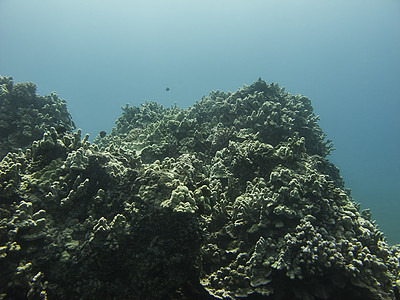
[1, 0, 399, 243]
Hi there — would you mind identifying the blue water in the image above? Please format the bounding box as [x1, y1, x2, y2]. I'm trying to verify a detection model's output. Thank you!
[1, 0, 399, 243]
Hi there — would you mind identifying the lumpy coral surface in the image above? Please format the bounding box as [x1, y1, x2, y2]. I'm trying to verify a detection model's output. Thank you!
[1, 76, 399, 299]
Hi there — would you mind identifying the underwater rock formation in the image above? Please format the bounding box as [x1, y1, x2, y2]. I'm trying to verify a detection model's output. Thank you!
[1, 76, 400, 299]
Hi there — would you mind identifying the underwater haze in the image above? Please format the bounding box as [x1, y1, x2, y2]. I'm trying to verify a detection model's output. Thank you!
[1, 0, 400, 244]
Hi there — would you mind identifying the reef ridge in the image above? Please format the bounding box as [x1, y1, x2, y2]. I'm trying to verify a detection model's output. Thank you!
[1, 75, 400, 299]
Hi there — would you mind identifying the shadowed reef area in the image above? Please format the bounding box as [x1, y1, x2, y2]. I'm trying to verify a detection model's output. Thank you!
[1, 75, 400, 299]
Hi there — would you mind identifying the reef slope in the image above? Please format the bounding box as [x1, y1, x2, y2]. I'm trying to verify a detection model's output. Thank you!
[1, 76, 399, 299]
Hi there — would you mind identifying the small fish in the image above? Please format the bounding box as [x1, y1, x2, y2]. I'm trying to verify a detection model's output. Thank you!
[165, 87, 170, 91]
[55, 126, 67, 134]
[99, 131, 106, 138]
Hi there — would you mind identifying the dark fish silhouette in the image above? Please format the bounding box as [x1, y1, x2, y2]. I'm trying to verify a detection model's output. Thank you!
[165, 87, 170, 91]
[99, 131, 106, 138]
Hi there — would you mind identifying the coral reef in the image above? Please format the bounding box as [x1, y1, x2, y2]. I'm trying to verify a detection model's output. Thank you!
[0, 76, 75, 159]
[1, 76, 400, 299]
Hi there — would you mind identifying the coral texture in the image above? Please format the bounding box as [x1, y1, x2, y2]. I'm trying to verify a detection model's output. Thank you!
[0, 76, 75, 159]
[1, 76, 399, 299]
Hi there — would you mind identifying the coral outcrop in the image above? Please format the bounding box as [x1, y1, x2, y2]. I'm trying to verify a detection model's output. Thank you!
[0, 76, 75, 159]
[1, 76, 399, 299]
